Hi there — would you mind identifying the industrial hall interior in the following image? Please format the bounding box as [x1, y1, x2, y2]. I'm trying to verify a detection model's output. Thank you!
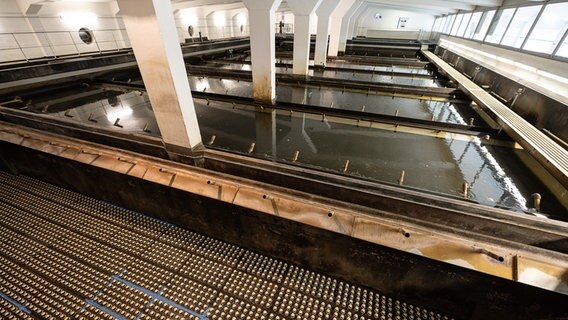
[0, 0, 567, 318]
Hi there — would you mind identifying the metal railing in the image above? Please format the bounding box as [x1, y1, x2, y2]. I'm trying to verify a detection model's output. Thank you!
[355, 28, 429, 40]
[175, 24, 250, 42]
[275, 23, 294, 34]
[0, 29, 130, 63]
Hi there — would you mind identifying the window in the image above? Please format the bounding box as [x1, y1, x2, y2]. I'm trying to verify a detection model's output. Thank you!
[451, 14, 464, 35]
[464, 12, 481, 38]
[437, 16, 447, 32]
[524, 2, 568, 54]
[444, 15, 456, 34]
[486, 8, 516, 43]
[432, 17, 441, 32]
[473, 10, 496, 41]
[556, 38, 568, 58]
[457, 13, 472, 37]
[501, 5, 541, 48]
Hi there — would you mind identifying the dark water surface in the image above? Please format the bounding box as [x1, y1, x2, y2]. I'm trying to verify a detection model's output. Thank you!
[47, 89, 567, 219]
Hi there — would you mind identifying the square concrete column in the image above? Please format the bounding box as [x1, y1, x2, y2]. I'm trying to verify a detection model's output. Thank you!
[117, 0, 202, 151]
[242, 0, 283, 104]
[287, 0, 322, 76]
[314, 0, 342, 66]
[328, 0, 356, 57]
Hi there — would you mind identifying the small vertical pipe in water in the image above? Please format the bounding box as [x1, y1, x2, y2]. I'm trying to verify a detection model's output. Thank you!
[342, 160, 350, 173]
[292, 150, 300, 162]
[532, 193, 542, 212]
[248, 142, 255, 153]
[398, 170, 405, 186]
[462, 182, 469, 199]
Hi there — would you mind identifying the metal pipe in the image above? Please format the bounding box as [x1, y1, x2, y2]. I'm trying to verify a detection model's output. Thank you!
[532, 193, 541, 212]
[477, 247, 504, 262]
[342, 160, 350, 173]
[114, 118, 123, 128]
[462, 182, 469, 199]
[0, 97, 23, 107]
[248, 142, 255, 154]
[292, 150, 300, 162]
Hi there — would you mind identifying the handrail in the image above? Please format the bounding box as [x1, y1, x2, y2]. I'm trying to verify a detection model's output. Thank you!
[0, 28, 129, 64]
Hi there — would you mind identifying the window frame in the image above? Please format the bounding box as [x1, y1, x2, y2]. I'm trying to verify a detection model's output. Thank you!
[431, 0, 568, 63]
[499, 4, 543, 49]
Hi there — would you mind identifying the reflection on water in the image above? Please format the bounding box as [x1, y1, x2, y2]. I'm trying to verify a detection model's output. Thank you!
[203, 61, 447, 88]
[51, 90, 160, 134]
[47, 88, 565, 218]
[195, 99, 551, 213]
[187, 77, 484, 126]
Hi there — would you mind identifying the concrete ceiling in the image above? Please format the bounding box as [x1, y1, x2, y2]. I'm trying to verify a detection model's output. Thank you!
[19, 0, 505, 15]
[170, 0, 504, 14]
[356, 0, 504, 15]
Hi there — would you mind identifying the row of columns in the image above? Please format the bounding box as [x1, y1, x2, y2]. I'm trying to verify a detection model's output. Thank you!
[116, 0, 356, 154]
[243, 0, 356, 101]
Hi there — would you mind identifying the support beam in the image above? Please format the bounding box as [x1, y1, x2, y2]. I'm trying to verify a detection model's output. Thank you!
[287, 0, 322, 75]
[338, 0, 363, 54]
[314, 0, 342, 66]
[242, 0, 283, 103]
[328, 0, 357, 57]
[117, 0, 202, 150]
[367, 0, 475, 11]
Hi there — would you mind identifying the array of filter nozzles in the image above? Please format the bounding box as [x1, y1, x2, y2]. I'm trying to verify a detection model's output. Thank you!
[0, 170, 454, 320]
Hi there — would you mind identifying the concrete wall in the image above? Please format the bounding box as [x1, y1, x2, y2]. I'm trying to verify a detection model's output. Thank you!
[354, 7, 435, 38]
[438, 35, 568, 105]
[0, 0, 127, 62]
[175, 6, 249, 42]
[0, 0, 251, 63]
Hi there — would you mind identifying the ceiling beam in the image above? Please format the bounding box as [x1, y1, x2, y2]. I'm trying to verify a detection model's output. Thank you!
[451, 0, 503, 8]
[365, 0, 475, 11]
[362, 1, 460, 15]
[171, 0, 242, 11]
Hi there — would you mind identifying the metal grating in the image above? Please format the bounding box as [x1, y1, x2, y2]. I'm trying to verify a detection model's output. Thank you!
[0, 170, 455, 320]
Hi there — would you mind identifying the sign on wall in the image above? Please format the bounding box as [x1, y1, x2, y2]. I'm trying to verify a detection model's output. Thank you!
[398, 17, 409, 29]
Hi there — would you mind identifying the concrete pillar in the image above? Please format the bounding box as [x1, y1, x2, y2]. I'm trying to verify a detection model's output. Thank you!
[328, 0, 356, 57]
[314, 0, 342, 66]
[117, 0, 202, 150]
[206, 12, 217, 39]
[287, 0, 322, 76]
[241, 0, 282, 103]
[338, 1, 363, 53]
